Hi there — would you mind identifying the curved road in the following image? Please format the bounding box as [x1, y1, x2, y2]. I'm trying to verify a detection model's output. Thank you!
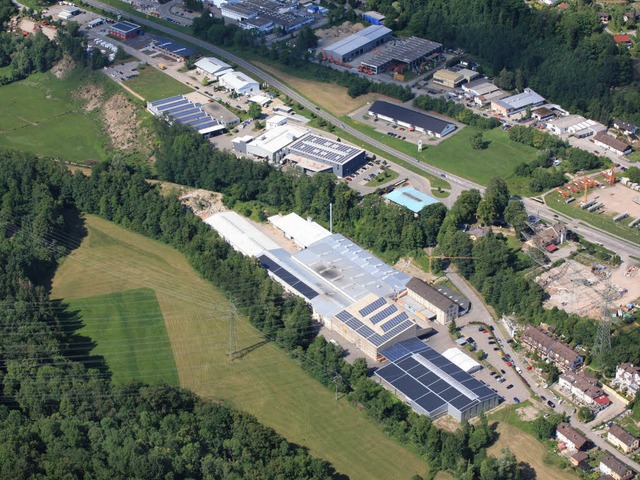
[86, 0, 639, 257]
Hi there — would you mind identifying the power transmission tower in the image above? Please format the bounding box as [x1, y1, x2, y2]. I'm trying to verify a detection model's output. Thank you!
[227, 304, 238, 360]
[332, 374, 342, 401]
[593, 319, 611, 358]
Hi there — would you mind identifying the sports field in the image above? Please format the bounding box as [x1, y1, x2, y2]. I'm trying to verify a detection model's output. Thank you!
[0, 71, 107, 162]
[255, 61, 382, 116]
[123, 67, 191, 101]
[51, 215, 430, 480]
[68, 288, 179, 385]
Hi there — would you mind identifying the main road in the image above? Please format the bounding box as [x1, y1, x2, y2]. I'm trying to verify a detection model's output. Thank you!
[85, 0, 639, 257]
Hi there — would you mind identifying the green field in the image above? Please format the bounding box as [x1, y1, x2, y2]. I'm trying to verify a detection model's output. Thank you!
[546, 191, 640, 245]
[51, 215, 430, 480]
[0, 71, 107, 162]
[124, 67, 191, 101]
[346, 117, 537, 193]
[69, 288, 179, 385]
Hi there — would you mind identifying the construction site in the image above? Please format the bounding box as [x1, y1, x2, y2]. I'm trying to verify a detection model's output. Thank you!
[535, 259, 639, 319]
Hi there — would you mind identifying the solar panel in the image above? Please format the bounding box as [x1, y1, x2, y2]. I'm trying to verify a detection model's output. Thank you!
[369, 304, 398, 324]
[357, 325, 376, 339]
[258, 255, 318, 299]
[335, 311, 352, 323]
[358, 297, 386, 317]
[380, 312, 408, 331]
[150, 95, 183, 107]
[380, 321, 413, 342]
[450, 394, 475, 411]
[379, 337, 426, 362]
[414, 392, 447, 413]
[376, 363, 405, 383]
[368, 333, 384, 346]
[156, 100, 189, 112]
[416, 371, 439, 386]
[391, 374, 428, 400]
[345, 317, 364, 331]
[397, 356, 421, 372]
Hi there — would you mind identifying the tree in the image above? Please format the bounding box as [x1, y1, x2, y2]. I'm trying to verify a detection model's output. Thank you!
[626, 166, 640, 184]
[478, 177, 510, 224]
[248, 102, 262, 119]
[503, 200, 528, 234]
[470, 132, 484, 150]
[577, 407, 594, 422]
[476, 349, 486, 361]
[448, 319, 458, 336]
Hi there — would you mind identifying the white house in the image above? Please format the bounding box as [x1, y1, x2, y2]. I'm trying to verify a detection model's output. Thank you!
[219, 71, 260, 96]
[614, 363, 640, 396]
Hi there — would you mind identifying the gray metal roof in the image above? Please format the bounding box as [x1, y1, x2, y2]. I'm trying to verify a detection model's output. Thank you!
[293, 234, 409, 302]
[324, 25, 392, 57]
[286, 134, 364, 166]
[359, 36, 442, 69]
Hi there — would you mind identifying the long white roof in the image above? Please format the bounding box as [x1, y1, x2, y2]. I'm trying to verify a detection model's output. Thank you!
[220, 71, 259, 90]
[268, 212, 331, 248]
[204, 211, 279, 257]
[442, 348, 481, 373]
[195, 57, 232, 75]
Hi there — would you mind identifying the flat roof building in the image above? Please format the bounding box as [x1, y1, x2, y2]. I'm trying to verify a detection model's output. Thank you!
[234, 125, 308, 161]
[204, 211, 279, 257]
[376, 338, 500, 421]
[108, 21, 142, 39]
[433, 69, 465, 88]
[268, 212, 332, 249]
[359, 36, 442, 75]
[404, 277, 459, 325]
[152, 37, 199, 61]
[384, 186, 440, 213]
[368, 101, 456, 138]
[332, 294, 419, 361]
[491, 88, 545, 117]
[362, 10, 385, 25]
[147, 95, 225, 137]
[285, 133, 367, 178]
[324, 25, 393, 63]
[219, 71, 259, 96]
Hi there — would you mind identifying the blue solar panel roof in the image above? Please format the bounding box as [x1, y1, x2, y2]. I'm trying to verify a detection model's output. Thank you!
[381, 312, 408, 332]
[370, 304, 397, 324]
[359, 297, 386, 317]
[377, 338, 499, 417]
[150, 95, 183, 107]
[258, 255, 318, 300]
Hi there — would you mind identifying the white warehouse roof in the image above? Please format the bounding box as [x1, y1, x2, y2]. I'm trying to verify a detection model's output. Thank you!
[249, 125, 308, 155]
[194, 57, 232, 75]
[220, 71, 259, 91]
[268, 212, 332, 249]
[204, 211, 279, 257]
[442, 348, 482, 374]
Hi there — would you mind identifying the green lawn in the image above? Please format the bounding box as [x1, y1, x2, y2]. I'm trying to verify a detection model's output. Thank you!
[70, 288, 179, 385]
[124, 66, 191, 101]
[51, 215, 429, 480]
[546, 191, 640, 245]
[366, 168, 399, 186]
[0, 71, 107, 162]
[345, 117, 537, 194]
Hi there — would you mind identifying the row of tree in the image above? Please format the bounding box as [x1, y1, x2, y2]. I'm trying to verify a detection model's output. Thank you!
[413, 95, 501, 130]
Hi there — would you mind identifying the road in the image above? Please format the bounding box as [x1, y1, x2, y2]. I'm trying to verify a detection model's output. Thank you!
[84, 0, 639, 257]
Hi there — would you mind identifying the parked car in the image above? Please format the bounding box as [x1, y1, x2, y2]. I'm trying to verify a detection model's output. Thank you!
[501, 357, 508, 363]
[500, 369, 506, 375]
[493, 347, 500, 351]
[514, 397, 521, 403]
[506, 384, 514, 390]
[540, 395, 547, 401]
[489, 371, 497, 376]
[547, 400, 555, 408]
[478, 326, 485, 332]
[488, 341, 495, 345]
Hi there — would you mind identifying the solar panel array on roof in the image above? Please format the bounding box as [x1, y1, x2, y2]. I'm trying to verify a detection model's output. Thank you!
[377, 339, 499, 419]
[335, 307, 413, 347]
[359, 297, 386, 317]
[287, 134, 363, 165]
[259, 254, 318, 299]
[370, 304, 397, 324]
[381, 312, 408, 332]
[150, 95, 183, 107]
[149, 95, 221, 135]
[153, 37, 198, 58]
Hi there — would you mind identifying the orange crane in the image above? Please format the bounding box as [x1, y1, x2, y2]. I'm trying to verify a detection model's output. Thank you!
[424, 248, 474, 273]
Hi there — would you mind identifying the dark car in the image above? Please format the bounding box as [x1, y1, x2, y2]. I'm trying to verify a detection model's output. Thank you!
[488, 341, 495, 345]
[541, 395, 547, 402]
[466, 337, 475, 344]
[500, 369, 506, 375]
[501, 357, 508, 363]
[489, 371, 497, 376]
[547, 400, 555, 408]
[493, 347, 500, 351]
[506, 384, 514, 390]
[514, 397, 521, 404]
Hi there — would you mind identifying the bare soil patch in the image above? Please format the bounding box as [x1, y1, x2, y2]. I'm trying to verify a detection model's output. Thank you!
[74, 83, 105, 112]
[179, 188, 227, 219]
[51, 55, 76, 79]
[587, 182, 640, 220]
[517, 404, 541, 422]
[102, 93, 147, 151]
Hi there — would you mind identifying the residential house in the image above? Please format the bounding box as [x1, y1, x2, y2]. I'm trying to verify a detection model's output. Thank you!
[624, 11, 639, 23]
[570, 451, 590, 471]
[557, 422, 588, 450]
[614, 363, 640, 396]
[608, 424, 639, 454]
[533, 222, 567, 249]
[520, 325, 583, 370]
[598, 12, 611, 24]
[559, 370, 611, 409]
[613, 119, 638, 136]
[599, 454, 635, 480]
[614, 35, 632, 46]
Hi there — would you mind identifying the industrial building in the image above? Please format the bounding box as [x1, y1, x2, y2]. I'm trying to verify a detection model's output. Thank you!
[285, 134, 367, 178]
[358, 37, 442, 75]
[331, 294, 420, 361]
[594, 131, 633, 156]
[152, 37, 199, 62]
[442, 348, 481, 374]
[204, 211, 280, 257]
[58, 6, 80, 20]
[268, 212, 331, 249]
[266, 114, 288, 130]
[462, 78, 500, 98]
[221, 0, 314, 33]
[219, 71, 260, 96]
[368, 101, 456, 138]
[546, 115, 606, 137]
[404, 277, 459, 325]
[433, 69, 465, 88]
[108, 21, 142, 39]
[362, 11, 385, 25]
[194, 57, 232, 77]
[384, 186, 440, 214]
[323, 25, 393, 63]
[147, 95, 225, 137]
[232, 125, 308, 161]
[490, 88, 545, 117]
[376, 338, 500, 421]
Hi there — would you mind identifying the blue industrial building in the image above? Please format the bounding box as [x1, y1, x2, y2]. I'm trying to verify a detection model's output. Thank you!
[385, 186, 440, 213]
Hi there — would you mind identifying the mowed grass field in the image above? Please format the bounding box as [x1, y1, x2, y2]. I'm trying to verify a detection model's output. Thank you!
[255, 61, 383, 116]
[123, 67, 191, 101]
[68, 288, 179, 385]
[0, 71, 107, 162]
[51, 215, 430, 480]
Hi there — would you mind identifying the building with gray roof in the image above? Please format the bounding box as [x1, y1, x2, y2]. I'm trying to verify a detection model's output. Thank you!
[147, 95, 224, 137]
[490, 88, 545, 117]
[323, 25, 392, 63]
[368, 101, 456, 138]
[359, 36, 442, 74]
[376, 338, 500, 421]
[405, 277, 459, 325]
[285, 133, 367, 178]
